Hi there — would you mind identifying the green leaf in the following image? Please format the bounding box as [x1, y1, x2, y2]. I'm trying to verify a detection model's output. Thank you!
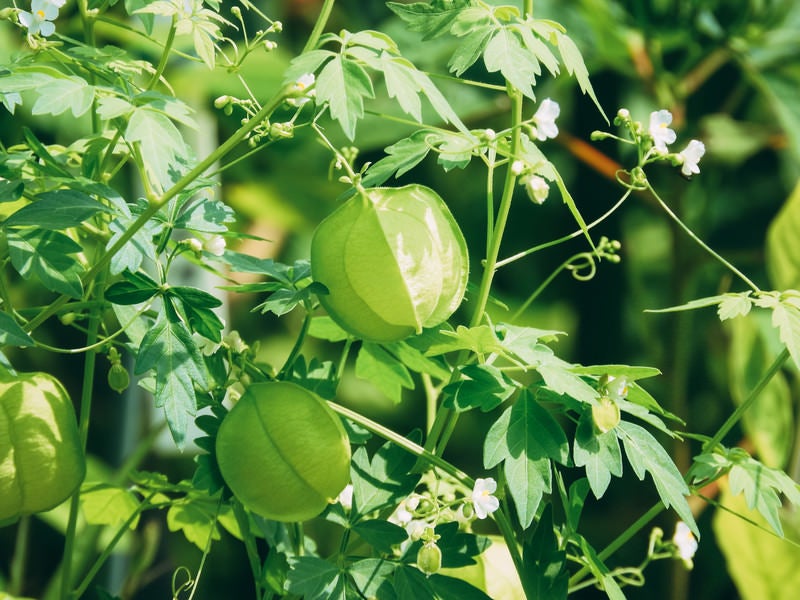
[442, 363, 517, 412]
[573, 409, 623, 499]
[393, 565, 436, 600]
[353, 519, 408, 554]
[386, 0, 471, 40]
[286, 556, 344, 600]
[577, 535, 625, 600]
[521, 505, 568, 599]
[168, 287, 224, 343]
[718, 293, 754, 320]
[616, 421, 697, 536]
[768, 297, 800, 371]
[126, 106, 190, 191]
[362, 130, 435, 187]
[107, 210, 161, 275]
[80, 485, 141, 529]
[175, 198, 235, 233]
[3, 189, 111, 230]
[505, 452, 551, 529]
[428, 573, 493, 600]
[426, 325, 507, 358]
[6, 228, 85, 297]
[554, 31, 607, 121]
[316, 56, 374, 140]
[355, 342, 415, 404]
[0, 179, 24, 203]
[567, 364, 661, 381]
[351, 439, 421, 518]
[0, 312, 34, 347]
[349, 559, 396, 598]
[31, 76, 95, 118]
[449, 25, 494, 77]
[135, 307, 208, 447]
[484, 405, 512, 469]
[767, 180, 800, 289]
[483, 29, 538, 99]
[727, 313, 793, 469]
[166, 497, 224, 550]
[308, 316, 349, 342]
[105, 270, 161, 305]
[713, 485, 800, 600]
[384, 339, 451, 381]
[645, 294, 731, 313]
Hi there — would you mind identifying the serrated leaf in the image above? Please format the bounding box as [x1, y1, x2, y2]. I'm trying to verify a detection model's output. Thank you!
[769, 300, 800, 370]
[135, 307, 208, 446]
[0, 311, 34, 347]
[353, 520, 408, 554]
[3, 189, 112, 229]
[449, 26, 495, 76]
[718, 293, 754, 320]
[484, 405, 512, 469]
[355, 342, 414, 403]
[6, 228, 84, 297]
[31, 76, 95, 118]
[483, 29, 538, 99]
[105, 270, 160, 305]
[351, 440, 421, 518]
[174, 197, 234, 233]
[126, 106, 190, 191]
[767, 180, 800, 289]
[383, 339, 450, 380]
[616, 421, 697, 536]
[386, 0, 470, 40]
[317, 56, 374, 140]
[166, 499, 223, 550]
[507, 389, 569, 465]
[505, 452, 551, 529]
[442, 363, 517, 412]
[573, 410, 623, 498]
[169, 287, 224, 343]
[554, 31, 607, 121]
[362, 130, 435, 187]
[81, 485, 141, 529]
[426, 325, 507, 358]
[107, 213, 161, 275]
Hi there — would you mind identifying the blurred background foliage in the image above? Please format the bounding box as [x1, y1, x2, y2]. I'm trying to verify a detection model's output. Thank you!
[2, 0, 800, 599]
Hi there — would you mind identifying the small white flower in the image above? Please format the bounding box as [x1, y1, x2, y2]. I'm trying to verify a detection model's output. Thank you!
[532, 98, 560, 141]
[288, 73, 316, 106]
[672, 521, 698, 568]
[520, 174, 549, 204]
[617, 108, 630, 120]
[677, 140, 705, 177]
[186, 238, 203, 254]
[203, 234, 226, 256]
[405, 519, 428, 541]
[19, 0, 60, 37]
[511, 159, 526, 175]
[484, 128, 496, 140]
[223, 330, 248, 354]
[649, 110, 677, 151]
[471, 477, 500, 520]
[337, 484, 353, 510]
[193, 333, 220, 357]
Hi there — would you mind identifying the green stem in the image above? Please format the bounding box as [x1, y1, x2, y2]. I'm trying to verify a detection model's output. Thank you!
[278, 307, 313, 378]
[60, 269, 106, 600]
[646, 182, 761, 293]
[146, 16, 177, 91]
[232, 499, 264, 599]
[72, 493, 157, 599]
[9, 516, 30, 596]
[301, 0, 335, 53]
[424, 88, 525, 456]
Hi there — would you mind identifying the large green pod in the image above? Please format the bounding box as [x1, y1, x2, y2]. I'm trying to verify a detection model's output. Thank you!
[311, 185, 469, 342]
[0, 369, 85, 523]
[215, 381, 351, 522]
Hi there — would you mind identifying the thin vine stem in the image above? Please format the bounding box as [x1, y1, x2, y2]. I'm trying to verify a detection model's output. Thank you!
[645, 181, 761, 293]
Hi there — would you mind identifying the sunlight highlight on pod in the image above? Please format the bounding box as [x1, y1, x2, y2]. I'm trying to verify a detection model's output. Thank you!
[311, 184, 469, 342]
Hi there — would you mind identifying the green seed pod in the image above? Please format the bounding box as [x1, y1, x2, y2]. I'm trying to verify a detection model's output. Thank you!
[592, 395, 621, 433]
[107, 363, 130, 394]
[215, 381, 351, 522]
[0, 369, 86, 523]
[417, 541, 443, 576]
[311, 185, 469, 342]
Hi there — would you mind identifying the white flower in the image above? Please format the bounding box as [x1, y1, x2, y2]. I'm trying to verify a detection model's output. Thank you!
[186, 238, 203, 254]
[532, 98, 560, 141]
[672, 521, 698, 568]
[193, 333, 220, 357]
[223, 330, 248, 354]
[337, 484, 353, 510]
[203, 234, 226, 256]
[520, 174, 549, 204]
[19, 0, 60, 37]
[484, 128, 496, 140]
[677, 140, 705, 177]
[288, 73, 316, 106]
[649, 110, 677, 151]
[511, 159, 526, 175]
[471, 477, 500, 520]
